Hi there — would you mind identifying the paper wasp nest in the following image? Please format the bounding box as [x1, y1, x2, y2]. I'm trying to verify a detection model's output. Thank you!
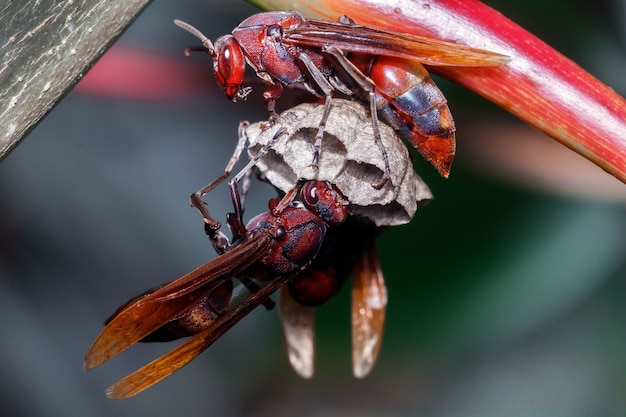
[246, 99, 432, 226]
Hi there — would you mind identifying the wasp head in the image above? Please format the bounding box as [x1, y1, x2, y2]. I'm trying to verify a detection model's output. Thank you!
[174, 19, 249, 101]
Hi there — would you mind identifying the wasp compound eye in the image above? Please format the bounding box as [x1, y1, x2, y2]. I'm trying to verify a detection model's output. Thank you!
[213, 36, 246, 100]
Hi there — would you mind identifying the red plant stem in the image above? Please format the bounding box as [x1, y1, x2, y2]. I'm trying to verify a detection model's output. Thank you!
[252, 0, 626, 183]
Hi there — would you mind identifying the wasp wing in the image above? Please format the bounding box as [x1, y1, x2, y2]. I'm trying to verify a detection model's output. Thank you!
[105, 273, 292, 399]
[285, 19, 508, 67]
[84, 232, 272, 371]
[278, 286, 316, 379]
[351, 243, 387, 378]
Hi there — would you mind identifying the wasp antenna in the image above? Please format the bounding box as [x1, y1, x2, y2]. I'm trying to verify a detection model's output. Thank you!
[174, 19, 215, 52]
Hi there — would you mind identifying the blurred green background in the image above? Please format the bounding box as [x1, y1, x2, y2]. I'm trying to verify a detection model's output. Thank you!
[0, 0, 624, 415]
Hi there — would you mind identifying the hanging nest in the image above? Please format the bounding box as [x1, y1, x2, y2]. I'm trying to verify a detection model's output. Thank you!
[246, 99, 432, 226]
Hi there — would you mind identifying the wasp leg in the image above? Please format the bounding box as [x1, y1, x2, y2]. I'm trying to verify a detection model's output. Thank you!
[296, 52, 337, 171]
[190, 120, 250, 220]
[323, 46, 392, 189]
[262, 82, 284, 126]
[231, 126, 288, 186]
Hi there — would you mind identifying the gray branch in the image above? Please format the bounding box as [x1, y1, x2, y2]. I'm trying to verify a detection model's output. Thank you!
[0, 0, 152, 161]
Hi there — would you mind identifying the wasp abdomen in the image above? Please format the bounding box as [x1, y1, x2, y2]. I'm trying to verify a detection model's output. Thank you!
[361, 56, 456, 177]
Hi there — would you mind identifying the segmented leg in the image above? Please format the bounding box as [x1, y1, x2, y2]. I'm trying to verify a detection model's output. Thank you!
[296, 52, 336, 170]
[323, 46, 392, 189]
[190, 121, 250, 230]
[230, 126, 288, 185]
[189, 124, 287, 249]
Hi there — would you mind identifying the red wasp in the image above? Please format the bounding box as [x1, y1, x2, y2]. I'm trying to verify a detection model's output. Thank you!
[175, 11, 507, 187]
[83, 179, 350, 398]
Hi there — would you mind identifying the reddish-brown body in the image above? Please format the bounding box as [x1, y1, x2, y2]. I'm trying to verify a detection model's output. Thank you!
[287, 216, 381, 307]
[352, 54, 456, 176]
[176, 11, 505, 179]
[84, 180, 349, 398]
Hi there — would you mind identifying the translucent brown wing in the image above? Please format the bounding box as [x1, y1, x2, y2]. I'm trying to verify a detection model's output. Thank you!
[278, 286, 316, 379]
[285, 19, 508, 67]
[106, 274, 292, 399]
[83, 232, 272, 372]
[351, 243, 387, 378]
